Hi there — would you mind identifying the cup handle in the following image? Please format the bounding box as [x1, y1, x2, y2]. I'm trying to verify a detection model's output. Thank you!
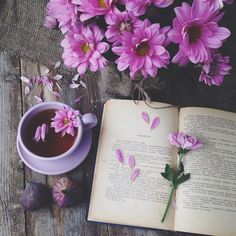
[81, 113, 97, 130]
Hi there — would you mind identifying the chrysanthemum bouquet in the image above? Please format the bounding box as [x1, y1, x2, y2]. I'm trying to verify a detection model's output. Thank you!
[44, 0, 233, 86]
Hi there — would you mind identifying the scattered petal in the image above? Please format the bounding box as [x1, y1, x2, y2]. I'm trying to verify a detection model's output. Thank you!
[52, 74, 63, 81]
[115, 149, 124, 164]
[41, 124, 49, 141]
[80, 80, 87, 89]
[20, 76, 30, 83]
[34, 95, 43, 103]
[72, 74, 80, 81]
[69, 83, 80, 89]
[54, 61, 61, 69]
[141, 112, 149, 124]
[41, 68, 50, 76]
[34, 126, 41, 142]
[128, 155, 136, 169]
[55, 82, 62, 91]
[24, 86, 30, 96]
[131, 169, 140, 182]
[151, 117, 160, 130]
[51, 91, 61, 98]
[74, 96, 84, 103]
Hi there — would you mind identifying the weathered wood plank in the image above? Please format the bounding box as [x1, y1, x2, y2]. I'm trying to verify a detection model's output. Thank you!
[20, 59, 108, 236]
[0, 51, 25, 236]
[20, 59, 56, 236]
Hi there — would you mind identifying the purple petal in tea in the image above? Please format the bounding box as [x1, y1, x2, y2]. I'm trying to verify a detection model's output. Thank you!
[34, 126, 41, 142]
[34, 124, 49, 142]
[41, 124, 49, 141]
[128, 155, 135, 169]
[131, 169, 140, 182]
[150, 117, 160, 130]
[115, 149, 124, 164]
[141, 112, 149, 124]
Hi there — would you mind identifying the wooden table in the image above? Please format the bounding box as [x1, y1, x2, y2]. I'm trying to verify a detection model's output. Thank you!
[1, 49, 235, 236]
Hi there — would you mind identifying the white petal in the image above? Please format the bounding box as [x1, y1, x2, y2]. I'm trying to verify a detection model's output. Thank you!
[24, 86, 30, 96]
[80, 80, 87, 89]
[41, 68, 50, 76]
[72, 73, 80, 81]
[20, 76, 30, 83]
[69, 83, 80, 89]
[52, 74, 63, 81]
[54, 61, 61, 69]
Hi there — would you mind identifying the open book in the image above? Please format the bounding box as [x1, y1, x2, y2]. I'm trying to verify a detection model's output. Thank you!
[88, 99, 236, 236]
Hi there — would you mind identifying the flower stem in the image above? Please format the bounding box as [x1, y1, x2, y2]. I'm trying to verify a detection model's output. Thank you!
[161, 153, 186, 223]
[161, 185, 175, 223]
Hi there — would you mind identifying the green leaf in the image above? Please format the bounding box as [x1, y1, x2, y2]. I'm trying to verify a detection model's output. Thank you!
[161, 164, 174, 181]
[176, 173, 190, 186]
[177, 162, 184, 176]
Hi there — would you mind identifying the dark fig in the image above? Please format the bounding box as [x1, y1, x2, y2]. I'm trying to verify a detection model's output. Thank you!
[21, 182, 51, 211]
[52, 177, 83, 208]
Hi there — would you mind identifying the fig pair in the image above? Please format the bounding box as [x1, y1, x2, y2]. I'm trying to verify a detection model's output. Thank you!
[21, 177, 83, 211]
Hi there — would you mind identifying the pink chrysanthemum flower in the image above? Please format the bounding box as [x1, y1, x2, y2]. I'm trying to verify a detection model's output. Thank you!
[75, 0, 116, 21]
[168, 0, 231, 65]
[61, 24, 109, 75]
[126, 0, 173, 16]
[199, 52, 232, 86]
[105, 9, 141, 45]
[44, 0, 79, 33]
[112, 20, 170, 79]
[51, 107, 80, 137]
[168, 132, 204, 151]
[204, 0, 234, 9]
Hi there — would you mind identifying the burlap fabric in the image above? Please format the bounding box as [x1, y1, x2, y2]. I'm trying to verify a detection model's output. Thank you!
[0, 0, 235, 109]
[0, 0, 62, 66]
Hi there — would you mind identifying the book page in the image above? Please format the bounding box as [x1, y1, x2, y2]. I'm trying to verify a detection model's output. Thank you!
[88, 99, 178, 230]
[175, 107, 236, 236]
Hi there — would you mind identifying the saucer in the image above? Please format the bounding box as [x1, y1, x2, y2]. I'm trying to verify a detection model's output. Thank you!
[17, 130, 92, 175]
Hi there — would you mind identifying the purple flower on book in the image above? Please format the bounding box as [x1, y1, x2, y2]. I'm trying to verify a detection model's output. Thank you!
[51, 106, 80, 137]
[168, 132, 204, 152]
[34, 124, 49, 142]
[168, 0, 231, 65]
[199, 52, 232, 86]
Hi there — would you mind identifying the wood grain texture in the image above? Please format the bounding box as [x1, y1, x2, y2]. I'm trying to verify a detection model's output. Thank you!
[20, 59, 108, 236]
[0, 51, 25, 236]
